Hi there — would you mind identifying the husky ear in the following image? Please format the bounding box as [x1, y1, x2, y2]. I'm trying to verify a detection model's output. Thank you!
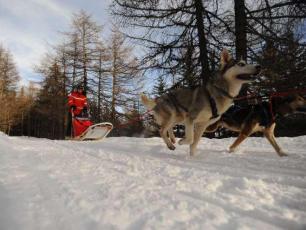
[220, 49, 232, 66]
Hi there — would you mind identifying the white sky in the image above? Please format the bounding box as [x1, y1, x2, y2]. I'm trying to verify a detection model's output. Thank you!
[0, 0, 112, 85]
[1, 1, 305, 87]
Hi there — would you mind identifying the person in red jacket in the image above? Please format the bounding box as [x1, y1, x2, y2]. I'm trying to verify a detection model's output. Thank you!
[68, 85, 88, 117]
[66, 85, 90, 137]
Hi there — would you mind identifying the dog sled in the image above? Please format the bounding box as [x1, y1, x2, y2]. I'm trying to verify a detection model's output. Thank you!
[71, 113, 113, 141]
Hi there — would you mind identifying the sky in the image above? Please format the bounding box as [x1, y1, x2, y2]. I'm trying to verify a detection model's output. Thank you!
[0, 0, 112, 85]
[1, 1, 305, 88]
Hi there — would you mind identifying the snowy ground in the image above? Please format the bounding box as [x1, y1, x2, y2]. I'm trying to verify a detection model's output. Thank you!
[1, 132, 306, 230]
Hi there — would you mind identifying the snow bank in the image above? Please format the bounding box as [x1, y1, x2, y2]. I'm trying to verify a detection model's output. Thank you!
[0, 133, 306, 230]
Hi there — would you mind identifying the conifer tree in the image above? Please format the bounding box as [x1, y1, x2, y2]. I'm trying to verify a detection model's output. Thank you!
[153, 75, 167, 97]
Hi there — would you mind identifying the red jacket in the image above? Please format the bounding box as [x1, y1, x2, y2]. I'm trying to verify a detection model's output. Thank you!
[68, 91, 88, 116]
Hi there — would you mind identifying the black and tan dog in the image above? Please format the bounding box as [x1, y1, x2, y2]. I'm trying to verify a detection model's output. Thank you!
[206, 94, 306, 156]
[141, 49, 261, 156]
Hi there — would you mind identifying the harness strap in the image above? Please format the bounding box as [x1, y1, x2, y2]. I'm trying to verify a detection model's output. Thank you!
[168, 90, 219, 119]
[207, 91, 219, 119]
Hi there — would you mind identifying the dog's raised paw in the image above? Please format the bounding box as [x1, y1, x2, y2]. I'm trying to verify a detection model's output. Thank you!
[167, 145, 176, 150]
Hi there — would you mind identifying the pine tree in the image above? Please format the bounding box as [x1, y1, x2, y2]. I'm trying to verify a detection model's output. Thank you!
[254, 30, 306, 95]
[153, 75, 167, 97]
[33, 62, 67, 139]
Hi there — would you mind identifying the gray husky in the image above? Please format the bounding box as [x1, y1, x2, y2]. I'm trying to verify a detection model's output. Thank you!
[141, 49, 261, 156]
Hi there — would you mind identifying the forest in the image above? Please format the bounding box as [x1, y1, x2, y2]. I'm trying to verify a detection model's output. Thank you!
[0, 0, 306, 139]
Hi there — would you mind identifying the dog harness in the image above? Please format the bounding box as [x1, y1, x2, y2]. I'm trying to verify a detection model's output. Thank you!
[207, 85, 235, 119]
[167, 87, 234, 119]
[207, 91, 219, 119]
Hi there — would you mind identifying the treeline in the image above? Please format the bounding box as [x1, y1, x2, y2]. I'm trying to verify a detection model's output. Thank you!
[111, 0, 306, 137]
[0, 45, 35, 135]
[1, 0, 306, 139]
[1, 11, 145, 139]
[112, 0, 306, 93]
[112, 0, 306, 136]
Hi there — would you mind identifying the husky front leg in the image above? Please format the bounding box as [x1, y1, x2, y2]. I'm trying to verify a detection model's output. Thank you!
[160, 119, 176, 150]
[190, 122, 207, 156]
[179, 118, 194, 145]
[168, 128, 176, 144]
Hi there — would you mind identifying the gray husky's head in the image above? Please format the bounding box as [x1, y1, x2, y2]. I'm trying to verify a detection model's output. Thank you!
[220, 49, 261, 81]
[218, 49, 261, 96]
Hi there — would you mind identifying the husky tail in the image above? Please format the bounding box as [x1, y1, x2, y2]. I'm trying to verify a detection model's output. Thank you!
[140, 93, 156, 110]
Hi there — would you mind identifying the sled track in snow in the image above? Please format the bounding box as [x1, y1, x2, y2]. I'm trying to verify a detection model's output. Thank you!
[1, 134, 306, 230]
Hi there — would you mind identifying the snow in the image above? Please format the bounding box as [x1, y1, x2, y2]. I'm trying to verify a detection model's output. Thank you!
[1, 132, 306, 230]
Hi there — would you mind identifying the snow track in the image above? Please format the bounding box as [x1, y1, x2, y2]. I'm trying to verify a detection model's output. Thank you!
[1, 133, 306, 230]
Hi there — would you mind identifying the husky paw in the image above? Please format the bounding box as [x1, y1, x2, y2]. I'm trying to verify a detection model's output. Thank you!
[167, 145, 176, 150]
[228, 147, 236, 153]
[278, 150, 288, 157]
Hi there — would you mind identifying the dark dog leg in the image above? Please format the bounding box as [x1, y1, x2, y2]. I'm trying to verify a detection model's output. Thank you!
[229, 133, 249, 153]
[229, 121, 257, 153]
[264, 123, 287, 157]
[205, 120, 221, 133]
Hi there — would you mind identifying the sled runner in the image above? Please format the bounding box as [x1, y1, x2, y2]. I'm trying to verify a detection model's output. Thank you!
[78, 122, 113, 141]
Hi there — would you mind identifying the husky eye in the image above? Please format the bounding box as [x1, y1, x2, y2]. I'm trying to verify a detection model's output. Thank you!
[237, 62, 245, 67]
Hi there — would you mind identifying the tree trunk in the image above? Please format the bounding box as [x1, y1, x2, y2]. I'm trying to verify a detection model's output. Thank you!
[62, 59, 67, 139]
[235, 0, 248, 97]
[72, 34, 78, 86]
[111, 73, 116, 125]
[97, 50, 104, 122]
[194, 0, 210, 85]
[234, 0, 247, 60]
[82, 24, 88, 95]
[21, 112, 24, 135]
